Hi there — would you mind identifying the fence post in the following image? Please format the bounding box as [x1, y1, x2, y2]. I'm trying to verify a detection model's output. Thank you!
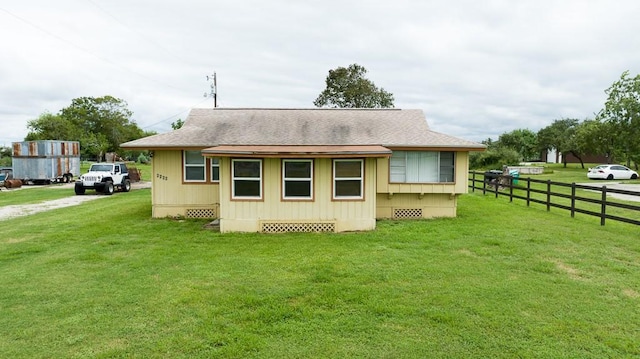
[571, 183, 576, 218]
[546, 180, 551, 212]
[482, 174, 487, 195]
[495, 177, 499, 198]
[601, 186, 607, 226]
[509, 176, 513, 202]
[471, 172, 475, 192]
[526, 178, 531, 207]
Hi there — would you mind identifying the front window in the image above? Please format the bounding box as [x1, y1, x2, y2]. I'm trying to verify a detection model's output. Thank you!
[183, 150, 205, 182]
[232, 159, 262, 199]
[211, 158, 220, 182]
[333, 159, 363, 199]
[283, 160, 313, 200]
[390, 151, 455, 183]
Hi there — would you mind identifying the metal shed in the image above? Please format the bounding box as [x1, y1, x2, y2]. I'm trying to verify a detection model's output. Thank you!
[12, 140, 81, 184]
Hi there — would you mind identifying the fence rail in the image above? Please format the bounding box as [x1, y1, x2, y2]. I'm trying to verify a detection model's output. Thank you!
[468, 171, 640, 226]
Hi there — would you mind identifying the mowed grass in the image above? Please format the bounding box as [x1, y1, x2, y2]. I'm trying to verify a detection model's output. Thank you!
[0, 162, 151, 206]
[1, 189, 639, 358]
[474, 163, 640, 223]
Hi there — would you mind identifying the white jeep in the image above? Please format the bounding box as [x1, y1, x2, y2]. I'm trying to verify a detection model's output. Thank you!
[75, 162, 131, 195]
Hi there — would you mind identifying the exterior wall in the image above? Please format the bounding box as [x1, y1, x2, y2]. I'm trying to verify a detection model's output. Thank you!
[374, 151, 468, 219]
[151, 150, 219, 218]
[376, 151, 469, 194]
[12, 140, 80, 181]
[219, 157, 377, 233]
[376, 193, 457, 219]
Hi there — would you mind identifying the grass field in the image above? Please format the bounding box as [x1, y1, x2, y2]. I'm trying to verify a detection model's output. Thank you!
[1, 182, 639, 358]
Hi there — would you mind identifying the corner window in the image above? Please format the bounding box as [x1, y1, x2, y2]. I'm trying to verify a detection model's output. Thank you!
[232, 159, 262, 199]
[211, 158, 220, 182]
[184, 150, 206, 182]
[333, 159, 363, 199]
[283, 160, 313, 200]
[390, 151, 455, 183]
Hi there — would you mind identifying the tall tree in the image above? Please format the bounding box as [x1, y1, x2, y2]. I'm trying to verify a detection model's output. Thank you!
[597, 71, 640, 167]
[574, 119, 616, 164]
[537, 118, 588, 168]
[496, 129, 538, 162]
[171, 118, 184, 130]
[314, 64, 394, 108]
[25, 96, 146, 160]
[25, 112, 78, 141]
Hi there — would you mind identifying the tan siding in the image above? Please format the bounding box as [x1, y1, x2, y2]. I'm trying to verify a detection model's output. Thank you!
[150, 150, 219, 218]
[219, 157, 377, 232]
[376, 151, 470, 195]
[376, 193, 457, 219]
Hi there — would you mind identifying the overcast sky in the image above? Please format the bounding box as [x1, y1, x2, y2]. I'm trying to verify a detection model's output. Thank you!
[2, 0, 640, 147]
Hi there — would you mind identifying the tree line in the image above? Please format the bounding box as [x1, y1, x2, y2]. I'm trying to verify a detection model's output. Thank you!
[6, 63, 393, 162]
[4, 65, 639, 170]
[471, 71, 640, 170]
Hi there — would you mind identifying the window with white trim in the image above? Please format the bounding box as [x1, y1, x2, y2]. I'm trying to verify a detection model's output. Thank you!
[211, 158, 220, 182]
[390, 151, 455, 183]
[232, 159, 262, 199]
[183, 150, 206, 182]
[282, 160, 313, 200]
[333, 159, 363, 199]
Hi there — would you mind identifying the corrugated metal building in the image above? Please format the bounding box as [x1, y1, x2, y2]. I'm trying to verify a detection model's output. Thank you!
[12, 140, 80, 184]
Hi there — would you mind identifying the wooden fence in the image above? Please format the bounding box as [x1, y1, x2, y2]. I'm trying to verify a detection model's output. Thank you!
[468, 171, 640, 226]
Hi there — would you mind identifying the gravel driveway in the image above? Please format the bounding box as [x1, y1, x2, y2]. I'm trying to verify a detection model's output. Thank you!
[0, 181, 151, 221]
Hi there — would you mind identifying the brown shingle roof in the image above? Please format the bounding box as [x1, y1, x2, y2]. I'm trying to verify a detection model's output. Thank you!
[121, 108, 484, 150]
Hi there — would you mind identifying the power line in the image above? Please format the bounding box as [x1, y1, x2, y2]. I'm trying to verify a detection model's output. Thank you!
[142, 97, 210, 129]
[0, 5, 191, 93]
[85, 0, 192, 66]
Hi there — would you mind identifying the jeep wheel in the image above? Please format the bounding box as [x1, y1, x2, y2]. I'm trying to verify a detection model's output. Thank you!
[122, 179, 131, 192]
[74, 183, 85, 195]
[104, 181, 114, 195]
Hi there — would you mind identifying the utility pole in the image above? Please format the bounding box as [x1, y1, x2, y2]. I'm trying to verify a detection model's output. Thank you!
[205, 72, 217, 108]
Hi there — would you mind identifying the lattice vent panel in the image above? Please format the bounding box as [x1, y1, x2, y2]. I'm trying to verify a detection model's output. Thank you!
[261, 222, 335, 233]
[393, 208, 423, 219]
[185, 208, 217, 219]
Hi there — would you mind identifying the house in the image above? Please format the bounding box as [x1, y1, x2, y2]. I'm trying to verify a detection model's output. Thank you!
[121, 108, 484, 233]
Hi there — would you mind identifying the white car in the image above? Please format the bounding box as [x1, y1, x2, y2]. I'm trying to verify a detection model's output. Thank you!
[587, 164, 639, 180]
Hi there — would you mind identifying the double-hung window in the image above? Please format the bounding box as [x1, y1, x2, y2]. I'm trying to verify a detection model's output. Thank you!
[282, 160, 313, 200]
[232, 159, 262, 199]
[211, 158, 220, 182]
[390, 151, 455, 183]
[333, 159, 363, 199]
[184, 150, 206, 182]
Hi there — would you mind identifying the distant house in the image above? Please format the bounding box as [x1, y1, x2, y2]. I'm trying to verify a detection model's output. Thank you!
[121, 108, 484, 233]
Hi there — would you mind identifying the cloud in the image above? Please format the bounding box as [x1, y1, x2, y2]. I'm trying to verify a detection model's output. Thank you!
[2, 0, 640, 147]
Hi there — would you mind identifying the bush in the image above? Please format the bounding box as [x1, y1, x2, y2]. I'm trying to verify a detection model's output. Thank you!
[137, 153, 150, 164]
[470, 147, 520, 170]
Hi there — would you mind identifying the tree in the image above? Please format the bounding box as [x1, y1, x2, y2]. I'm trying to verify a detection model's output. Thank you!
[0, 146, 11, 167]
[26, 96, 146, 161]
[171, 118, 184, 130]
[314, 64, 394, 108]
[537, 119, 589, 168]
[25, 112, 78, 141]
[574, 119, 616, 163]
[496, 129, 538, 162]
[597, 71, 640, 167]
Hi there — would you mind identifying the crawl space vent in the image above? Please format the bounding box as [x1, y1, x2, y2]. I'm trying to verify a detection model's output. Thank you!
[261, 222, 336, 233]
[185, 208, 217, 219]
[393, 208, 423, 219]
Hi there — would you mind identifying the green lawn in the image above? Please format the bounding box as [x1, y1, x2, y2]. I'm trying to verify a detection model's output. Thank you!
[1, 189, 639, 358]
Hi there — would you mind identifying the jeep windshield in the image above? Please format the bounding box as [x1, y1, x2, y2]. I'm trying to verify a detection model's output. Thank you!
[89, 164, 113, 172]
